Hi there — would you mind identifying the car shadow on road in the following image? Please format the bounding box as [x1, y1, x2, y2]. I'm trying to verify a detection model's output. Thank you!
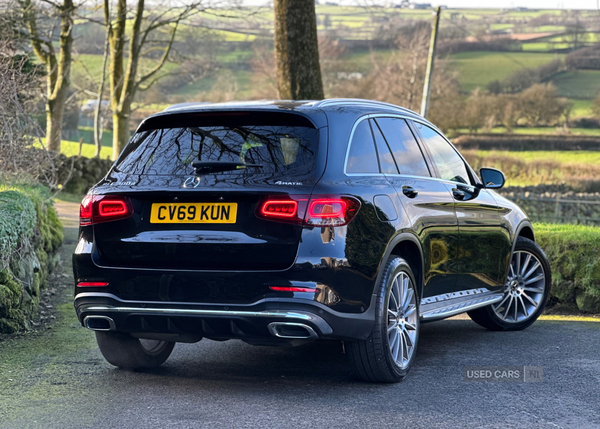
[111, 318, 500, 387]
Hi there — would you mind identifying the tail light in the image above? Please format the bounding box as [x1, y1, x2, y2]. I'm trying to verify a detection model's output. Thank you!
[260, 200, 299, 219]
[257, 195, 309, 225]
[80, 195, 133, 226]
[257, 195, 360, 227]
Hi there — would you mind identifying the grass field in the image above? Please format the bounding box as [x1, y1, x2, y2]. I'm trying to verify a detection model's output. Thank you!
[463, 149, 600, 188]
[35, 138, 113, 159]
[521, 42, 571, 51]
[61, 6, 599, 125]
[470, 150, 600, 165]
[76, 127, 113, 147]
[447, 51, 567, 93]
[571, 100, 594, 118]
[550, 71, 600, 100]
[455, 127, 600, 137]
[70, 48, 597, 113]
[71, 54, 180, 85]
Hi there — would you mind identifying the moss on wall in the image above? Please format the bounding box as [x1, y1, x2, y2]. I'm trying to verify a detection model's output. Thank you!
[0, 184, 63, 333]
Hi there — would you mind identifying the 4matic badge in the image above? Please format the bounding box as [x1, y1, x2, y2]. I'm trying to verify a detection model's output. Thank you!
[275, 181, 303, 186]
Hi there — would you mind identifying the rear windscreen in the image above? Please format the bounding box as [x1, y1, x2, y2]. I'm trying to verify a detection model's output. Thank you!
[114, 113, 318, 177]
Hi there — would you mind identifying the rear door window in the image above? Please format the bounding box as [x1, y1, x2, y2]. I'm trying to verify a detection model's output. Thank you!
[374, 117, 430, 178]
[346, 120, 379, 174]
[114, 114, 318, 177]
[370, 119, 398, 174]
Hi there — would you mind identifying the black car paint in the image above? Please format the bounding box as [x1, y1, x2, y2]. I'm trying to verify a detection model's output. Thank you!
[73, 100, 532, 343]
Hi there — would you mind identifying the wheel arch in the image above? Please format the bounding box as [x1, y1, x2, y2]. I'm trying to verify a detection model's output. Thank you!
[376, 233, 425, 301]
[501, 220, 536, 283]
[512, 220, 535, 255]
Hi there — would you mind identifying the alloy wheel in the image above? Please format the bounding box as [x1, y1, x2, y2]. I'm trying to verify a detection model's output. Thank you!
[492, 250, 546, 323]
[387, 271, 418, 369]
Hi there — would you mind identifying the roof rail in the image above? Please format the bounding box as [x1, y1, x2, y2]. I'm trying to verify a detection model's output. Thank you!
[314, 98, 420, 116]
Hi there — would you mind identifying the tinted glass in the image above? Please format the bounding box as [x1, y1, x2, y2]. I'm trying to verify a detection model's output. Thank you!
[415, 123, 471, 184]
[115, 124, 318, 176]
[346, 120, 379, 174]
[370, 119, 398, 174]
[374, 118, 430, 177]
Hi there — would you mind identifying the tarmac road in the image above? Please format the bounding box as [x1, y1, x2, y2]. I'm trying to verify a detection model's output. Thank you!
[0, 204, 599, 429]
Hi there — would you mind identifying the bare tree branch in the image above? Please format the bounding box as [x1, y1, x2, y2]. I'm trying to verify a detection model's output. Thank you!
[135, 21, 178, 89]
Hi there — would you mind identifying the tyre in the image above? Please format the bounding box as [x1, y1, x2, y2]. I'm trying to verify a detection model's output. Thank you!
[95, 331, 175, 370]
[345, 257, 420, 383]
[468, 237, 551, 331]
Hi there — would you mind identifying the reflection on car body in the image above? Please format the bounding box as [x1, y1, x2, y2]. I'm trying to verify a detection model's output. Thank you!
[74, 99, 551, 382]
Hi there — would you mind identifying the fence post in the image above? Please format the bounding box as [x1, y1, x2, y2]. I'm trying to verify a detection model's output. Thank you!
[554, 194, 561, 223]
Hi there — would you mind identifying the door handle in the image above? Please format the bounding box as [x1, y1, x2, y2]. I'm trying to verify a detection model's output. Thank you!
[452, 188, 465, 200]
[402, 186, 418, 198]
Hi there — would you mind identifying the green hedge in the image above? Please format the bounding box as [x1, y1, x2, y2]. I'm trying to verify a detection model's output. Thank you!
[535, 223, 600, 313]
[0, 182, 63, 333]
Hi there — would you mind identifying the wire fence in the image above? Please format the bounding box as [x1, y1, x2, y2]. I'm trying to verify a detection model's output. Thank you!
[504, 195, 600, 226]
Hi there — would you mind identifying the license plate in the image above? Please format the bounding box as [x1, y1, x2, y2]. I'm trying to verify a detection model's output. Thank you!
[150, 203, 237, 224]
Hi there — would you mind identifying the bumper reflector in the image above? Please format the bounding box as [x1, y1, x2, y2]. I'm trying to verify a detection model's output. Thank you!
[77, 282, 109, 287]
[270, 286, 318, 293]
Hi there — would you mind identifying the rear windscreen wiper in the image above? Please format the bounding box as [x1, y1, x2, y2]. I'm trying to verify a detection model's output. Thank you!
[191, 161, 264, 174]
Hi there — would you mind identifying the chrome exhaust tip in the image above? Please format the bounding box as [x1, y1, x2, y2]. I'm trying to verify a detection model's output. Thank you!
[83, 315, 116, 332]
[268, 322, 318, 340]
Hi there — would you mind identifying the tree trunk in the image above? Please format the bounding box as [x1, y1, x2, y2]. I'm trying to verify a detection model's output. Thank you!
[94, 29, 110, 159]
[111, 110, 130, 161]
[273, 0, 324, 100]
[46, 106, 63, 152]
[23, 0, 74, 154]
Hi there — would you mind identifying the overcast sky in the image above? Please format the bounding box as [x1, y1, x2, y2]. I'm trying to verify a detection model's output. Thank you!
[241, 0, 600, 10]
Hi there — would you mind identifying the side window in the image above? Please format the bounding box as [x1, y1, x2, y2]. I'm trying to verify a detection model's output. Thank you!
[415, 123, 471, 184]
[374, 117, 430, 177]
[346, 120, 379, 174]
[370, 119, 398, 174]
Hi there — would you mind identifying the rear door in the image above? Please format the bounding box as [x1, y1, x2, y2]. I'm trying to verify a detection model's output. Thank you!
[411, 121, 509, 291]
[344, 117, 398, 243]
[371, 116, 459, 299]
[92, 111, 323, 272]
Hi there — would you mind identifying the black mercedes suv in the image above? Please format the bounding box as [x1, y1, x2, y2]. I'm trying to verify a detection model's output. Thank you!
[73, 99, 551, 382]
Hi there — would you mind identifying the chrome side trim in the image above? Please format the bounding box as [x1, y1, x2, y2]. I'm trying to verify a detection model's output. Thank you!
[268, 322, 319, 340]
[77, 304, 334, 335]
[421, 293, 503, 321]
[421, 288, 491, 305]
[343, 113, 447, 177]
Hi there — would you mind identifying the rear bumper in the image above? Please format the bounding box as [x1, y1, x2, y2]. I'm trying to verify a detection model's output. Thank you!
[74, 292, 376, 342]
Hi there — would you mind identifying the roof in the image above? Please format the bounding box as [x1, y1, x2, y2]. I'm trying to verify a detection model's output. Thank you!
[161, 98, 422, 119]
[136, 99, 424, 133]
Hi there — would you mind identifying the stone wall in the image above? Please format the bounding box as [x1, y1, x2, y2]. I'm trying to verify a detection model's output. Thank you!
[55, 155, 113, 195]
[0, 187, 63, 333]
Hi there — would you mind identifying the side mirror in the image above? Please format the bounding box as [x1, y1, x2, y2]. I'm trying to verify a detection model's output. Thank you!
[479, 168, 505, 189]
